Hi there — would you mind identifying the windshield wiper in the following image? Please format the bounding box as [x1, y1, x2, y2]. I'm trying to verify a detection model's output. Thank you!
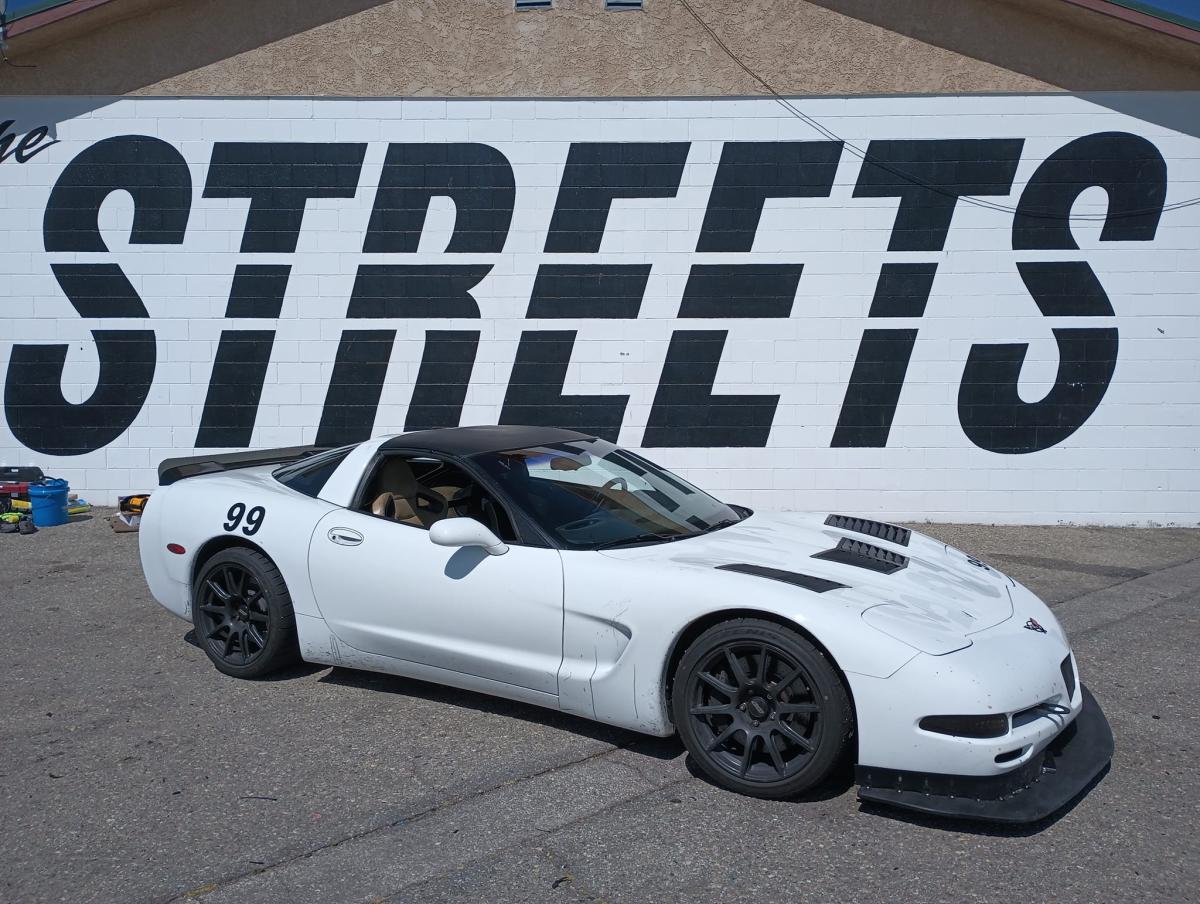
[594, 517, 742, 550]
[594, 531, 688, 550]
[699, 517, 741, 535]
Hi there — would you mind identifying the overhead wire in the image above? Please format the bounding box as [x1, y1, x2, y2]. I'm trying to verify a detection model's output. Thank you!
[675, 0, 1200, 222]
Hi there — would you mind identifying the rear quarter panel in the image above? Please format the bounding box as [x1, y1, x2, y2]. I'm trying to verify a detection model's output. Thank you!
[139, 467, 338, 621]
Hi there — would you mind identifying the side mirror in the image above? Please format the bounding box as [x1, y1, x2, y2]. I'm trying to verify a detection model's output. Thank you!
[428, 517, 509, 556]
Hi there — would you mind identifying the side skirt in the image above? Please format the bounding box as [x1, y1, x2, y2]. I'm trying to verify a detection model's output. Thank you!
[295, 613, 561, 711]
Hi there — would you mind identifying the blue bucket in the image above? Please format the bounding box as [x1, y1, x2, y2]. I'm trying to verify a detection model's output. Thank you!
[29, 478, 70, 528]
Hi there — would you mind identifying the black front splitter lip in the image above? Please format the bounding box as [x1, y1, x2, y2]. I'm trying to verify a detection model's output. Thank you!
[855, 685, 1113, 824]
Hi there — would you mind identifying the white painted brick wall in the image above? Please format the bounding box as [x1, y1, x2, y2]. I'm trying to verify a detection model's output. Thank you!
[1, 95, 1198, 524]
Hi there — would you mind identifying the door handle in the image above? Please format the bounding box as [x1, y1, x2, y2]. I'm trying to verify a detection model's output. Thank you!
[327, 527, 364, 547]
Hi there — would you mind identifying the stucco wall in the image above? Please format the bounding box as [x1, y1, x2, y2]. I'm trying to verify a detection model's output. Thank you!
[2, 94, 1198, 523]
[1, 0, 1199, 98]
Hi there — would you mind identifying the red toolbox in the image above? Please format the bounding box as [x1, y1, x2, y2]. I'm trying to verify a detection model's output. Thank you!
[1, 466, 43, 501]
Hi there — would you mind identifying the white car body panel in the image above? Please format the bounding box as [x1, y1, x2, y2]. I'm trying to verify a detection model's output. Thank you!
[139, 465, 337, 623]
[307, 506, 564, 695]
[140, 430, 1101, 821]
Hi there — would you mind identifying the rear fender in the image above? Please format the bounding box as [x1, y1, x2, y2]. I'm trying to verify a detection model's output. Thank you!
[139, 469, 336, 620]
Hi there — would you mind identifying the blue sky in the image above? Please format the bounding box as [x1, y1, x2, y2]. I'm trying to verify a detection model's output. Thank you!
[4, 0, 59, 20]
[1124, 0, 1200, 22]
[3, 0, 1199, 26]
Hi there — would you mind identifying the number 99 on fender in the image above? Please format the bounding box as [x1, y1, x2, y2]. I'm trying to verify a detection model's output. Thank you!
[223, 502, 266, 536]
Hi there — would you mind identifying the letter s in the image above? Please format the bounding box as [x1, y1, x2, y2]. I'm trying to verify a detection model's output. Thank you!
[6, 136, 191, 456]
[958, 132, 1166, 454]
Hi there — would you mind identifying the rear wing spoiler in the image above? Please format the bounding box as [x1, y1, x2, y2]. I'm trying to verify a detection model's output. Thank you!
[157, 445, 331, 486]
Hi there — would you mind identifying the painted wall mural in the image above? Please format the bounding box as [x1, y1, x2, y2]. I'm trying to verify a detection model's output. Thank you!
[1, 96, 1197, 522]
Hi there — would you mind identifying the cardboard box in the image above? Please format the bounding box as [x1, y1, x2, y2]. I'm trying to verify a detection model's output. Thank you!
[108, 512, 141, 533]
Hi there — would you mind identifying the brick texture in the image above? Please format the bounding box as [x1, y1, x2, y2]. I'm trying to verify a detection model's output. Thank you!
[0, 95, 1197, 524]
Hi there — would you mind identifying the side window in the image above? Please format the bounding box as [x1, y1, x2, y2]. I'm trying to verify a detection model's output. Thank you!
[273, 447, 353, 498]
[360, 453, 517, 543]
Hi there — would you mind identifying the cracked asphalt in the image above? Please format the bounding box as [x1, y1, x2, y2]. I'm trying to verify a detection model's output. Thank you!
[2, 512, 1199, 903]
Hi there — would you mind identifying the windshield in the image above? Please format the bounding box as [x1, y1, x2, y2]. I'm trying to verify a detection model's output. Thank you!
[471, 438, 744, 550]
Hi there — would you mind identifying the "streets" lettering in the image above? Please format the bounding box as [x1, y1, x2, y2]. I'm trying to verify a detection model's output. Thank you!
[3, 133, 1166, 457]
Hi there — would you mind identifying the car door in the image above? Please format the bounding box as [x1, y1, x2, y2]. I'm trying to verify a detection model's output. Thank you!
[307, 506, 565, 696]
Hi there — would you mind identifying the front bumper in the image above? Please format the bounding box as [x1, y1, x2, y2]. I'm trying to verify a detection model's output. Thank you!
[856, 685, 1113, 823]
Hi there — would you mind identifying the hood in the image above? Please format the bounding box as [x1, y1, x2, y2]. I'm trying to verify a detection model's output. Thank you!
[599, 512, 1015, 655]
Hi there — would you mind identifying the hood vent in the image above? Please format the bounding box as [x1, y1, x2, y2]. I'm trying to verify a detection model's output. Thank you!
[824, 514, 911, 547]
[715, 563, 848, 593]
[812, 538, 909, 574]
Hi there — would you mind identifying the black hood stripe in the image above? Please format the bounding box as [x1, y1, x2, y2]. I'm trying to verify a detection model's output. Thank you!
[715, 563, 848, 593]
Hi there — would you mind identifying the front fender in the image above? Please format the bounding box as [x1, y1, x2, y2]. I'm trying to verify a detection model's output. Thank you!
[558, 552, 918, 735]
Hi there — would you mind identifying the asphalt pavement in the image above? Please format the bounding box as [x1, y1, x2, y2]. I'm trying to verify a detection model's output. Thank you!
[2, 512, 1198, 904]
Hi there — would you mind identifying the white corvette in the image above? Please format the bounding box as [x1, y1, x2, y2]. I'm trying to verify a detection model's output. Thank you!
[141, 426, 1112, 822]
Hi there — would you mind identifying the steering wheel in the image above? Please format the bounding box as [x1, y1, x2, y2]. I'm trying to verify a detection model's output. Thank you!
[586, 476, 627, 512]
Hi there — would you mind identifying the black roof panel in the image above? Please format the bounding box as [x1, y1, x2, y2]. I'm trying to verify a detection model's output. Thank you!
[380, 425, 594, 457]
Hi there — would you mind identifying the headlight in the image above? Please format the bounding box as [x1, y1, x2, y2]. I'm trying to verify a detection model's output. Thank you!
[1060, 655, 1077, 701]
[918, 713, 1009, 739]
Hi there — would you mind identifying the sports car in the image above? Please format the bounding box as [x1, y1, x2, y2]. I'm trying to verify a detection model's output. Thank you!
[140, 425, 1112, 822]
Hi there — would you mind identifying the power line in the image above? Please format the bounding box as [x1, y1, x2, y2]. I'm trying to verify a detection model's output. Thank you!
[675, 0, 1200, 222]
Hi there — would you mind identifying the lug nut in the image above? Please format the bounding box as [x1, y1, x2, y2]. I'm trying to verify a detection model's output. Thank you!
[751, 720, 759, 727]
[738, 703, 747, 711]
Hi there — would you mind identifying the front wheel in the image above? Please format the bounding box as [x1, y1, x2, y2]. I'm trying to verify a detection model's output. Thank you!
[191, 547, 299, 679]
[672, 618, 853, 799]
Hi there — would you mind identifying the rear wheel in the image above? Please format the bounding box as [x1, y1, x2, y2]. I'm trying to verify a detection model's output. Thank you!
[672, 618, 852, 799]
[192, 547, 299, 679]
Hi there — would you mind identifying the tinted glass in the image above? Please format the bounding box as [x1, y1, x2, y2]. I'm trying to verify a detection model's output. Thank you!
[273, 446, 354, 498]
[471, 438, 743, 549]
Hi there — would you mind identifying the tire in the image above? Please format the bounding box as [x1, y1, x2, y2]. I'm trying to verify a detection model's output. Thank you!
[191, 547, 300, 679]
[671, 618, 853, 799]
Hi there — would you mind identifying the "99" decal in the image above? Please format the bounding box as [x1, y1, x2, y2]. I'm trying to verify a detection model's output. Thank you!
[223, 502, 266, 536]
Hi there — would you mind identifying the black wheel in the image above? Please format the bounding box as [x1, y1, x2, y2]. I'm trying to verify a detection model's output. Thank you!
[672, 618, 852, 799]
[191, 547, 299, 679]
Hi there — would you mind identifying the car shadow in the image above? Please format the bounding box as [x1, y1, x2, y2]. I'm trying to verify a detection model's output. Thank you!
[319, 666, 684, 760]
[188, 642, 1101, 830]
[306, 665, 854, 801]
[178, 637, 1088, 830]
[318, 667, 857, 802]
[444, 546, 487, 579]
[182, 629, 327, 681]
[682, 751, 856, 803]
[856, 762, 1112, 836]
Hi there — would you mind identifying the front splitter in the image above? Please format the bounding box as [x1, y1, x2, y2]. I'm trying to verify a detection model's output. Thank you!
[855, 685, 1114, 824]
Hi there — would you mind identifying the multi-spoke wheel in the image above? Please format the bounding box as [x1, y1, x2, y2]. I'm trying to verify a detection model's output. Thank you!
[191, 547, 298, 679]
[672, 618, 852, 798]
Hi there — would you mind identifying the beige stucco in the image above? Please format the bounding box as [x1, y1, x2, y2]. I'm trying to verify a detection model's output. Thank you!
[0, 0, 1198, 97]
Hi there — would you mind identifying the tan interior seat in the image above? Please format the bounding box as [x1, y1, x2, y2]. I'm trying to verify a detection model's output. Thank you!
[364, 457, 508, 535]
[366, 457, 446, 528]
[367, 456, 418, 500]
[428, 484, 465, 515]
[371, 492, 422, 526]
